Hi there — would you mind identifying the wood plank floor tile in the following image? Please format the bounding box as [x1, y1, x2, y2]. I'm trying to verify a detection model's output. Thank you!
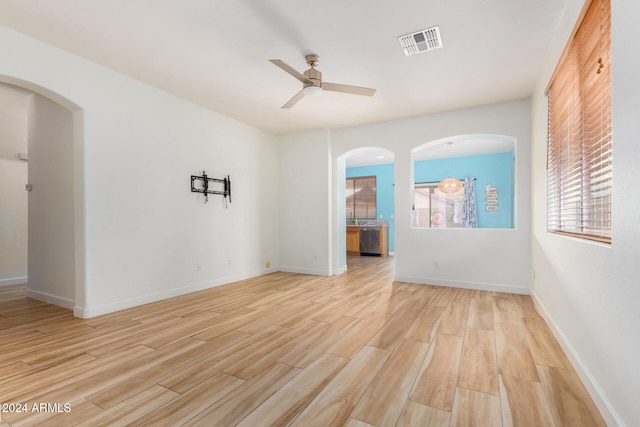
[0, 352, 99, 403]
[457, 328, 499, 395]
[499, 374, 555, 427]
[439, 302, 470, 336]
[344, 418, 376, 427]
[495, 320, 539, 381]
[13, 399, 103, 427]
[351, 339, 429, 427]
[524, 317, 572, 368]
[237, 353, 349, 426]
[8, 340, 194, 410]
[367, 306, 422, 351]
[324, 312, 390, 359]
[409, 333, 464, 411]
[494, 294, 525, 325]
[372, 289, 413, 315]
[290, 346, 391, 427]
[468, 297, 495, 330]
[160, 327, 287, 392]
[224, 322, 331, 379]
[538, 365, 606, 427]
[132, 373, 243, 426]
[0, 257, 605, 426]
[450, 387, 502, 427]
[182, 362, 300, 426]
[396, 401, 451, 427]
[0, 360, 32, 380]
[78, 385, 180, 427]
[404, 305, 445, 343]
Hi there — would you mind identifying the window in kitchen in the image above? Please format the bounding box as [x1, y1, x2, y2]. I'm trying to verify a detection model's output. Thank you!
[346, 176, 377, 219]
[547, 0, 611, 243]
[414, 182, 464, 228]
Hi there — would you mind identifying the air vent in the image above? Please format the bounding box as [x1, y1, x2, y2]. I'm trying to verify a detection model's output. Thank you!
[398, 26, 443, 56]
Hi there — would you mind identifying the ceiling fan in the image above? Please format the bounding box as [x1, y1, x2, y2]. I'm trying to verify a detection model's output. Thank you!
[269, 54, 376, 109]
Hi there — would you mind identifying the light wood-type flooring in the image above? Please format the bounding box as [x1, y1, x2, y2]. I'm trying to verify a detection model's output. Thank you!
[0, 256, 605, 426]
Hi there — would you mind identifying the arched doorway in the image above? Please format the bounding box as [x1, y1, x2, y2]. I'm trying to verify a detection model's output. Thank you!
[335, 147, 395, 274]
[0, 77, 84, 313]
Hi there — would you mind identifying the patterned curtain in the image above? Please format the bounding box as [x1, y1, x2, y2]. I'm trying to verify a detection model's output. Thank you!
[462, 177, 477, 228]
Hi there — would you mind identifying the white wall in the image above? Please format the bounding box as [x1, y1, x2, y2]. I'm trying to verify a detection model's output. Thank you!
[531, 0, 640, 425]
[0, 25, 280, 317]
[278, 129, 332, 275]
[0, 83, 30, 285]
[27, 93, 75, 307]
[332, 99, 532, 294]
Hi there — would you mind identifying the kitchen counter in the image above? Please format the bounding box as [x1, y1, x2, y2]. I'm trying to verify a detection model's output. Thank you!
[346, 219, 390, 227]
[346, 221, 389, 256]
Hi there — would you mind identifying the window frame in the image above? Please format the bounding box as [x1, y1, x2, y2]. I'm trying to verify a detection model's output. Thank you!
[346, 176, 377, 220]
[413, 182, 464, 229]
[546, 0, 611, 244]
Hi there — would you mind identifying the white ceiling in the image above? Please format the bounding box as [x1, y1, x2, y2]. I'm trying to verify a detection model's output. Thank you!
[0, 0, 566, 138]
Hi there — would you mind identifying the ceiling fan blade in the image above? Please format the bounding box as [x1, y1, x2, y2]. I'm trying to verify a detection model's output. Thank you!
[281, 89, 305, 109]
[323, 82, 376, 96]
[269, 59, 312, 84]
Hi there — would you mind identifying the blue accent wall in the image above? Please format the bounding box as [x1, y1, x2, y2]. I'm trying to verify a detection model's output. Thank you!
[346, 164, 395, 252]
[346, 152, 513, 253]
[414, 152, 514, 228]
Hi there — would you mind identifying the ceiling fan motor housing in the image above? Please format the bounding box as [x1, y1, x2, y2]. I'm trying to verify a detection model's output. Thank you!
[303, 67, 322, 89]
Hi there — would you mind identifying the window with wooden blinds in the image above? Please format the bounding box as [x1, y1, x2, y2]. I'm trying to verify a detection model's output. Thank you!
[547, 0, 611, 243]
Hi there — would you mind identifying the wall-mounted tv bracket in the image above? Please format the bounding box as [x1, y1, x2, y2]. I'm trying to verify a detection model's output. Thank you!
[190, 171, 231, 205]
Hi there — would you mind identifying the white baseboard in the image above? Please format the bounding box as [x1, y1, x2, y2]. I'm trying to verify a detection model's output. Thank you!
[278, 265, 332, 276]
[26, 289, 75, 310]
[335, 265, 347, 275]
[531, 291, 624, 427]
[394, 275, 530, 295]
[0, 276, 28, 286]
[74, 267, 277, 319]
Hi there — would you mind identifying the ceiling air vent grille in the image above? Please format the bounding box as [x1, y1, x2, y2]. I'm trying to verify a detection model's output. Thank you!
[398, 26, 443, 56]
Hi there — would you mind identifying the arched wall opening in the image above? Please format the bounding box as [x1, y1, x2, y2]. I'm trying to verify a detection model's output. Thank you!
[0, 75, 84, 312]
[335, 147, 395, 274]
[411, 134, 516, 230]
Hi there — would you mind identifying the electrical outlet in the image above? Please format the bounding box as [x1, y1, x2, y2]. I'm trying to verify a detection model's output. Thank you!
[196, 264, 202, 272]
[265, 261, 270, 268]
[433, 261, 439, 268]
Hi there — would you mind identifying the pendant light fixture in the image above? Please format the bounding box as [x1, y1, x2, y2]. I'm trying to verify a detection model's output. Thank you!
[438, 177, 463, 193]
[438, 141, 463, 193]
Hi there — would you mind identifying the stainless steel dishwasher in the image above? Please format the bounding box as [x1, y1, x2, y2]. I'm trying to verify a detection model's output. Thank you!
[359, 227, 381, 256]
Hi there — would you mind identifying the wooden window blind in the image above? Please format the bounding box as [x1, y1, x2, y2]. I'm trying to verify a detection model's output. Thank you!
[547, 0, 611, 243]
[346, 176, 377, 219]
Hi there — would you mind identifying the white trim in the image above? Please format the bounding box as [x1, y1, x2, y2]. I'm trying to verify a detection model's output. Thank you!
[26, 289, 75, 310]
[0, 277, 28, 286]
[531, 290, 625, 427]
[277, 266, 332, 277]
[74, 267, 276, 319]
[393, 275, 529, 295]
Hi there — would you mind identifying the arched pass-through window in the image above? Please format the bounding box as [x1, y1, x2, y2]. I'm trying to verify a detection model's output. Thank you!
[412, 135, 515, 229]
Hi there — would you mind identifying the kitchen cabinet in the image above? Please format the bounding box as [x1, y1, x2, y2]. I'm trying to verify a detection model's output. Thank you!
[347, 225, 389, 257]
[346, 226, 360, 255]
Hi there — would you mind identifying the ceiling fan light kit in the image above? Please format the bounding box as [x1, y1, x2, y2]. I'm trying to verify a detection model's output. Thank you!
[269, 54, 376, 108]
[303, 85, 322, 97]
